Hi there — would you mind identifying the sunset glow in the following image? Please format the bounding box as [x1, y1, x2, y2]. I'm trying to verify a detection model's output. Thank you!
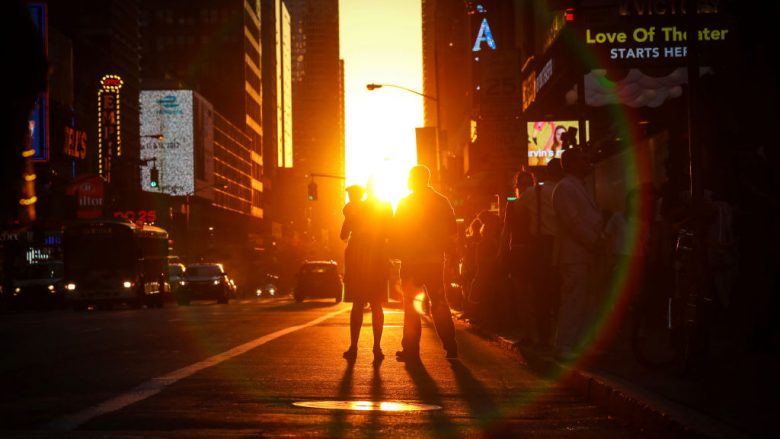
[340, 0, 422, 207]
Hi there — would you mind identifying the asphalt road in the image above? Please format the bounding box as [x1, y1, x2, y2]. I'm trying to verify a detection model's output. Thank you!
[0, 297, 660, 437]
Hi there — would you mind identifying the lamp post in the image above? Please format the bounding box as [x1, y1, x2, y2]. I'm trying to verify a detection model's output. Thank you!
[366, 82, 442, 182]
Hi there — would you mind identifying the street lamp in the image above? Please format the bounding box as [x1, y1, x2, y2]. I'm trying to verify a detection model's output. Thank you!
[366, 83, 438, 102]
[366, 82, 442, 182]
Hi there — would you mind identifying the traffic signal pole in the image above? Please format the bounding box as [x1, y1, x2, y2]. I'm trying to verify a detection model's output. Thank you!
[306, 173, 346, 201]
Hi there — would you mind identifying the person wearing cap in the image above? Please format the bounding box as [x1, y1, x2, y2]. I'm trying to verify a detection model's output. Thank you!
[341, 184, 393, 361]
[391, 165, 459, 361]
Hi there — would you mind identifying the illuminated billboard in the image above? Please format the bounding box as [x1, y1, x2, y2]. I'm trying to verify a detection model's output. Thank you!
[140, 90, 213, 196]
[527, 121, 589, 167]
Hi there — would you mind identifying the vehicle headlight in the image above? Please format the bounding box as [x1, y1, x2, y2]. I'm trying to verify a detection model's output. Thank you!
[66, 283, 76, 291]
[179, 281, 186, 286]
[268, 288, 276, 296]
[213, 279, 220, 285]
[256, 288, 262, 296]
[48, 284, 55, 292]
[14, 287, 21, 296]
[123, 281, 133, 288]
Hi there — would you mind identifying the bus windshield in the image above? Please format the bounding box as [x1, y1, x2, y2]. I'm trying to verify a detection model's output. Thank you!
[65, 224, 134, 271]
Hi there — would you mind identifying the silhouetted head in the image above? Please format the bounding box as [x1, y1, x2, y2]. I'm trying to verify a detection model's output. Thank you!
[345, 184, 365, 203]
[546, 157, 564, 181]
[514, 171, 536, 192]
[561, 148, 592, 179]
[407, 165, 431, 191]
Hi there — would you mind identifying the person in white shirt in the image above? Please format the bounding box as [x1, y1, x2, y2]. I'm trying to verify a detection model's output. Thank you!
[552, 149, 604, 361]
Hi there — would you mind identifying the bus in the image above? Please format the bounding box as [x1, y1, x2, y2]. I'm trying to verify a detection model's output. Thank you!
[63, 219, 168, 310]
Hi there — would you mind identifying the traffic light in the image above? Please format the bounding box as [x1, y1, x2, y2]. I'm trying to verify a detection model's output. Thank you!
[150, 166, 159, 188]
[307, 181, 318, 201]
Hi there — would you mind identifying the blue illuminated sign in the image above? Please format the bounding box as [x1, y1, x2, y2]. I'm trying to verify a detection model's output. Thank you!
[472, 18, 496, 52]
[28, 3, 48, 162]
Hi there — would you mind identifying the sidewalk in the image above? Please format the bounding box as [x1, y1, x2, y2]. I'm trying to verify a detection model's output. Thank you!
[454, 312, 771, 438]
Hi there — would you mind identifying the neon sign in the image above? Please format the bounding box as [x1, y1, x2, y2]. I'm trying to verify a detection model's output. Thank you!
[98, 74, 123, 181]
[472, 18, 496, 52]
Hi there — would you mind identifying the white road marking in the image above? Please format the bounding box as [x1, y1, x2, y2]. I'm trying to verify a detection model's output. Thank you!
[46, 307, 349, 431]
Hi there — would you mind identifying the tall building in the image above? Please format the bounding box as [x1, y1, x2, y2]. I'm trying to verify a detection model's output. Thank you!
[421, 0, 473, 200]
[139, 0, 265, 254]
[281, 0, 344, 255]
[261, 0, 294, 237]
[39, 0, 143, 216]
[140, 1, 263, 149]
[423, 0, 523, 217]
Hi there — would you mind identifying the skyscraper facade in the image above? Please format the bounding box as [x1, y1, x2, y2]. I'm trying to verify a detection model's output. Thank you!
[139, 0, 265, 255]
[280, 0, 344, 254]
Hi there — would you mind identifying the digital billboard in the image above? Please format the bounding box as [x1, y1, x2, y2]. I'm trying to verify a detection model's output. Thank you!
[527, 120, 589, 167]
[140, 90, 195, 196]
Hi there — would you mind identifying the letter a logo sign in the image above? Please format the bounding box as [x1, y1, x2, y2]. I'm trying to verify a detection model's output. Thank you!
[472, 18, 496, 52]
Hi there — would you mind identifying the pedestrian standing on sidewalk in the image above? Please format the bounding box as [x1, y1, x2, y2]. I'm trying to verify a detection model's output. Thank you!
[499, 171, 536, 340]
[469, 210, 502, 327]
[391, 165, 459, 362]
[552, 149, 605, 361]
[516, 158, 564, 348]
[341, 184, 393, 362]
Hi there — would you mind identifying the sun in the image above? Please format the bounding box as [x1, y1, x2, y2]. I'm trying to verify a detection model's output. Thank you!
[367, 158, 411, 209]
[345, 90, 420, 209]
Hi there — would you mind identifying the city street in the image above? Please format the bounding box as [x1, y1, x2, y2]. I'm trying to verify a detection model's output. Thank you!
[1, 298, 658, 437]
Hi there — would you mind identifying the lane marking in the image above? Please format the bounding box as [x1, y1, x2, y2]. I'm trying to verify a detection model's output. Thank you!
[46, 307, 349, 431]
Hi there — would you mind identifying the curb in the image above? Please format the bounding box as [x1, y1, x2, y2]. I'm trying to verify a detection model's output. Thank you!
[460, 320, 746, 439]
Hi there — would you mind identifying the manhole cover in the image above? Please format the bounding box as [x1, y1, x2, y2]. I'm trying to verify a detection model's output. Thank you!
[293, 400, 442, 412]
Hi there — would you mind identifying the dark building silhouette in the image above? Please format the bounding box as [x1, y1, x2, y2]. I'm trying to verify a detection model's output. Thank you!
[280, 0, 344, 256]
[138, 0, 265, 256]
[423, 0, 523, 219]
[39, 0, 143, 216]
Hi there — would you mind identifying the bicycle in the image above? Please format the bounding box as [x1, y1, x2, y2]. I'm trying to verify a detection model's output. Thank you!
[631, 226, 713, 376]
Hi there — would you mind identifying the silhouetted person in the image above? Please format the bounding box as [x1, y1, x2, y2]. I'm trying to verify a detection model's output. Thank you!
[499, 171, 535, 339]
[1, 0, 47, 226]
[391, 165, 459, 361]
[552, 149, 604, 361]
[469, 210, 502, 326]
[341, 184, 392, 361]
[515, 158, 564, 347]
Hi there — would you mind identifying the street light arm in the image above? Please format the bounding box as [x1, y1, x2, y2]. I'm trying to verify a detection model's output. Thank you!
[366, 83, 437, 102]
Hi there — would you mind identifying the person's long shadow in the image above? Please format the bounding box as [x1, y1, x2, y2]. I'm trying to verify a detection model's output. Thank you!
[448, 360, 508, 434]
[403, 360, 457, 438]
[325, 358, 355, 437]
[365, 360, 384, 438]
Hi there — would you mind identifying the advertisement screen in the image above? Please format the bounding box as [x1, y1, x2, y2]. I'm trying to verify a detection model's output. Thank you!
[527, 120, 589, 167]
[140, 90, 194, 195]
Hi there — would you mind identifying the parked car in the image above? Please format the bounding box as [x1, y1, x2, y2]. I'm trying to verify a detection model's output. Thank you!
[177, 263, 236, 305]
[293, 260, 343, 303]
[9, 260, 66, 309]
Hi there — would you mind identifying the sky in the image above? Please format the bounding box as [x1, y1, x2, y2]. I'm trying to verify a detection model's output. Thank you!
[339, 0, 423, 204]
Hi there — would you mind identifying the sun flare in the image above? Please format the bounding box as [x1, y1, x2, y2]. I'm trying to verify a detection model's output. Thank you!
[344, 92, 420, 209]
[341, 0, 422, 211]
